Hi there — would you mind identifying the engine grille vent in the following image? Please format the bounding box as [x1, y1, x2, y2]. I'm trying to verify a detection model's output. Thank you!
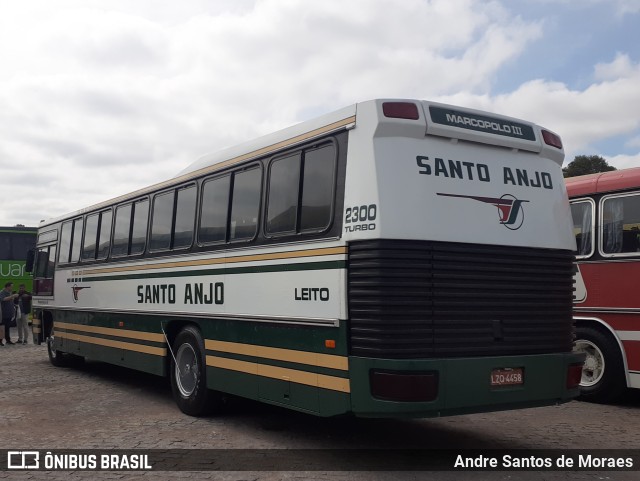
[348, 240, 575, 359]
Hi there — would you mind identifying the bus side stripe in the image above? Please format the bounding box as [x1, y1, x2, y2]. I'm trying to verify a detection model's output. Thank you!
[206, 355, 351, 393]
[82, 260, 345, 283]
[84, 246, 348, 276]
[204, 339, 348, 371]
[55, 321, 165, 343]
[57, 331, 167, 356]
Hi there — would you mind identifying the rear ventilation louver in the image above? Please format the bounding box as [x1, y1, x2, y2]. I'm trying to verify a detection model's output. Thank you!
[348, 240, 575, 359]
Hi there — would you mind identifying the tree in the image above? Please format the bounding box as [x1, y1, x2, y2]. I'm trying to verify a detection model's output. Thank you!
[563, 155, 616, 178]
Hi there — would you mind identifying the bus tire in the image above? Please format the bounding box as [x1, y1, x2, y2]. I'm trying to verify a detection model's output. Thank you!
[47, 331, 68, 367]
[574, 325, 626, 403]
[170, 326, 218, 416]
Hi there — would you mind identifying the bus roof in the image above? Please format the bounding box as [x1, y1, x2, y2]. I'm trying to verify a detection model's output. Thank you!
[565, 167, 640, 198]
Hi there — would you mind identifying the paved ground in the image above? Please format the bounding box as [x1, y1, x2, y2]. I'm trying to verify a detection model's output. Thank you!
[1, 328, 640, 481]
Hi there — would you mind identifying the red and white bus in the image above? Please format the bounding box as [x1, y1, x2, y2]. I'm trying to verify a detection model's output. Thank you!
[568, 167, 640, 402]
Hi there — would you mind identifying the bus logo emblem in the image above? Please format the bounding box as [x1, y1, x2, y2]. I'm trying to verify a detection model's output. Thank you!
[437, 193, 529, 230]
[72, 284, 91, 303]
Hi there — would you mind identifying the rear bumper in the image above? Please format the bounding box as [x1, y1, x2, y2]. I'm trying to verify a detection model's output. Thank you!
[348, 352, 584, 418]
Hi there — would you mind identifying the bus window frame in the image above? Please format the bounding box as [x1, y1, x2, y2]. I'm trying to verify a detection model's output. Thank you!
[599, 191, 640, 259]
[264, 139, 338, 240]
[111, 196, 150, 259]
[37, 229, 58, 245]
[227, 163, 263, 246]
[197, 172, 232, 247]
[570, 197, 596, 260]
[58, 216, 84, 265]
[149, 182, 198, 254]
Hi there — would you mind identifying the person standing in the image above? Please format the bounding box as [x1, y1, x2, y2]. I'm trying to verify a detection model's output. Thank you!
[1, 282, 18, 345]
[16, 284, 32, 345]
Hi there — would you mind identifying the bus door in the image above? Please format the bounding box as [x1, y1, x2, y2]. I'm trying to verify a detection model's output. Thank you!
[31, 244, 56, 344]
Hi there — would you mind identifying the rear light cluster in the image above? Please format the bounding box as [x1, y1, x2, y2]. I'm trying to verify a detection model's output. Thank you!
[370, 370, 439, 402]
[542, 129, 563, 149]
[566, 363, 583, 389]
[382, 102, 420, 120]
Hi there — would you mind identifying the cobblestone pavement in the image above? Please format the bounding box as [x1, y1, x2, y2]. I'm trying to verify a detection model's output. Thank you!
[1, 330, 640, 481]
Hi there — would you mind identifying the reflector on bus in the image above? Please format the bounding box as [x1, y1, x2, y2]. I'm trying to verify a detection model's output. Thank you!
[542, 129, 563, 149]
[382, 102, 420, 120]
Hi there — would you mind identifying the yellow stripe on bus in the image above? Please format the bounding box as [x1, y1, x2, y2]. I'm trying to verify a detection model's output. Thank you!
[57, 331, 167, 356]
[55, 321, 165, 343]
[84, 246, 348, 276]
[206, 355, 351, 393]
[204, 339, 348, 371]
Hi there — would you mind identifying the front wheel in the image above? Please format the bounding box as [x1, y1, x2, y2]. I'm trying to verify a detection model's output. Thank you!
[574, 325, 626, 403]
[170, 326, 219, 416]
[47, 329, 68, 367]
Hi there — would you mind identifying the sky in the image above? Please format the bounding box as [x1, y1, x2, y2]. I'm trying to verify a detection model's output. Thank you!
[1, 0, 639, 227]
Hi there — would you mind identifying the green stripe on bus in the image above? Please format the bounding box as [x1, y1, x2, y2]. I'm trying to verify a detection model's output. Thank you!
[82, 260, 346, 282]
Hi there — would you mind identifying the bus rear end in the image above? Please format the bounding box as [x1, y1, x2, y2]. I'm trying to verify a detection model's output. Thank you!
[343, 99, 583, 417]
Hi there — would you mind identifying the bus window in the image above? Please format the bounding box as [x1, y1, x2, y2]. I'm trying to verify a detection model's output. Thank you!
[230, 167, 261, 241]
[97, 210, 113, 259]
[130, 199, 149, 255]
[82, 210, 112, 261]
[59, 221, 72, 263]
[602, 194, 640, 255]
[174, 186, 196, 249]
[112, 204, 132, 257]
[267, 153, 300, 234]
[70, 218, 83, 263]
[150, 191, 174, 251]
[60, 218, 83, 264]
[199, 175, 230, 244]
[82, 213, 99, 260]
[300, 144, 335, 232]
[266, 143, 335, 236]
[570, 200, 594, 258]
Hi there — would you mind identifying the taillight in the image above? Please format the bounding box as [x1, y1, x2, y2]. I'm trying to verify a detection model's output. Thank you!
[566, 363, 583, 389]
[370, 370, 438, 402]
[382, 102, 420, 120]
[542, 129, 563, 149]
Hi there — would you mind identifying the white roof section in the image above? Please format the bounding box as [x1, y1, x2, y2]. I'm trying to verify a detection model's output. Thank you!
[176, 104, 356, 178]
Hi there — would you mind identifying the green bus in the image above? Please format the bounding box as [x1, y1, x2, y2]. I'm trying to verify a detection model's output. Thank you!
[0, 226, 37, 291]
[31, 99, 583, 418]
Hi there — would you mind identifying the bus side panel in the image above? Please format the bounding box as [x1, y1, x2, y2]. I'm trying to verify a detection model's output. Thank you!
[203, 318, 351, 417]
[51, 310, 168, 377]
[577, 261, 640, 309]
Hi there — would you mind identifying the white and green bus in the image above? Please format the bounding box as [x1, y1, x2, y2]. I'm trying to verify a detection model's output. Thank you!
[32, 99, 583, 417]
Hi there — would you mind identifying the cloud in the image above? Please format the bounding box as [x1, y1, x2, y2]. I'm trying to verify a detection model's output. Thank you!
[0, 0, 546, 226]
[438, 53, 640, 168]
[0, 0, 638, 227]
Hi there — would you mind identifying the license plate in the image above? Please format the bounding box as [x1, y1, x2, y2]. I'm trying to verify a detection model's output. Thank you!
[490, 367, 524, 387]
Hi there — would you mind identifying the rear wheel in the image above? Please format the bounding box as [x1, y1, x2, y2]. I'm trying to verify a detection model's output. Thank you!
[574, 325, 626, 403]
[170, 326, 219, 416]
